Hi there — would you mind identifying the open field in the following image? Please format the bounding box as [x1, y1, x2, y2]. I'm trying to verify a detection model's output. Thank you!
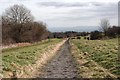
[2, 39, 63, 77]
[70, 38, 119, 78]
[2, 38, 120, 78]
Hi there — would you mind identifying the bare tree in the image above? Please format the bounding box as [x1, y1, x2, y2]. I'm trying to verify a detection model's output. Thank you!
[2, 4, 49, 44]
[99, 19, 110, 36]
[3, 4, 33, 24]
[2, 4, 34, 42]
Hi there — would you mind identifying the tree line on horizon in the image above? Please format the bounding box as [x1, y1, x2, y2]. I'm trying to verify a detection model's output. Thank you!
[49, 25, 120, 40]
[48, 18, 120, 40]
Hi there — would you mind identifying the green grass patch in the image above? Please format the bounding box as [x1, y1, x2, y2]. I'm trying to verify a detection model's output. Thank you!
[71, 38, 119, 77]
[2, 38, 62, 73]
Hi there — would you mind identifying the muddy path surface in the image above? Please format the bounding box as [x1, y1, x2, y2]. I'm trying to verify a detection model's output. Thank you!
[37, 40, 78, 78]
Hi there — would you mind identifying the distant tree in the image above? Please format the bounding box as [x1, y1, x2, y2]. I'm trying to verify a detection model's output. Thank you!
[107, 26, 120, 38]
[81, 32, 88, 36]
[99, 19, 110, 36]
[90, 30, 103, 40]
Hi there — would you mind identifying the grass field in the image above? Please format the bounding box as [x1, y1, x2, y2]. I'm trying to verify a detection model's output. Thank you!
[2, 38, 62, 77]
[71, 38, 119, 78]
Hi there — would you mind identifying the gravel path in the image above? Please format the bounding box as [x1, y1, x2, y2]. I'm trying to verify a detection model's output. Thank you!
[38, 40, 78, 78]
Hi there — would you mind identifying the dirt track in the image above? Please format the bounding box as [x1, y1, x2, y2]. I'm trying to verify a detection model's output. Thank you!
[38, 40, 78, 78]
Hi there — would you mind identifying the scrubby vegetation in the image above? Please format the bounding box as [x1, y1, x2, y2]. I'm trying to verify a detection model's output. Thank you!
[71, 38, 119, 78]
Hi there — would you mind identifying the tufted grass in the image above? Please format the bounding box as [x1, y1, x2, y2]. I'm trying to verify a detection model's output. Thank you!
[71, 38, 120, 77]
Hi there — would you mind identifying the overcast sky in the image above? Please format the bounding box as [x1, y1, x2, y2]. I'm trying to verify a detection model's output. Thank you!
[0, 0, 119, 32]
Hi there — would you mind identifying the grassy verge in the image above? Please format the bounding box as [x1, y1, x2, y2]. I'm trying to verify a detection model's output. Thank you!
[2, 38, 62, 77]
[71, 38, 119, 78]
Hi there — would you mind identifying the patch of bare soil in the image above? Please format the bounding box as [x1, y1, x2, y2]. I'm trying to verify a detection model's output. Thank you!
[37, 40, 78, 78]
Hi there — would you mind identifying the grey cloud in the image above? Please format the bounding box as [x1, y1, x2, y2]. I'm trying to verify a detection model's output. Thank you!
[37, 2, 89, 7]
[91, 3, 117, 17]
[47, 2, 117, 21]
[90, 2, 105, 6]
[35, 1, 117, 26]
[69, 2, 117, 18]
[37, 2, 112, 8]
